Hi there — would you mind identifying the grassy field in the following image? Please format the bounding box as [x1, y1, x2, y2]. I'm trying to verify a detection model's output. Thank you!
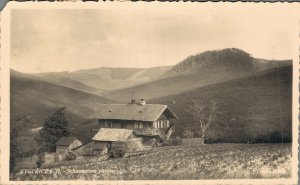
[13, 143, 291, 180]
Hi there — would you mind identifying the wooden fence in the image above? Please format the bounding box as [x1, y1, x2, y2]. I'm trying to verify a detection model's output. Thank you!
[182, 138, 204, 146]
[167, 138, 204, 146]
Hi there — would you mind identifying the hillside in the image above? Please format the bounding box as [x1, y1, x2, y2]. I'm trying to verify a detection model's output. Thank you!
[28, 66, 172, 95]
[13, 144, 291, 180]
[104, 49, 291, 102]
[149, 65, 292, 143]
[10, 74, 114, 130]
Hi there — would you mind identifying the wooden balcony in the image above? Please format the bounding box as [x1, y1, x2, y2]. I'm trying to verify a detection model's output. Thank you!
[133, 128, 166, 136]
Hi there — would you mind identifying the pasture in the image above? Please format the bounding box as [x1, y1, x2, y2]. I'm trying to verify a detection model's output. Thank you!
[13, 143, 291, 180]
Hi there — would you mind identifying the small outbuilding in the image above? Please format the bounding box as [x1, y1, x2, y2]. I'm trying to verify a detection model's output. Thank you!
[72, 140, 110, 156]
[72, 128, 144, 157]
[55, 137, 82, 154]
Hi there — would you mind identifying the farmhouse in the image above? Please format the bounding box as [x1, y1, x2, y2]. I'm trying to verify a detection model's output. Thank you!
[55, 137, 82, 154]
[90, 99, 178, 143]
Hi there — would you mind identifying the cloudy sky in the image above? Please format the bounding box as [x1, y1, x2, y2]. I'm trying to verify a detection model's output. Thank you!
[11, 4, 294, 73]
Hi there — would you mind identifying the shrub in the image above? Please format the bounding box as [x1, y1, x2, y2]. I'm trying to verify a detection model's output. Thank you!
[110, 148, 125, 158]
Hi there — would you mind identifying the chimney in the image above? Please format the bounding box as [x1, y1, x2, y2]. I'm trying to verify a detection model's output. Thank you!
[140, 98, 146, 106]
[130, 92, 136, 104]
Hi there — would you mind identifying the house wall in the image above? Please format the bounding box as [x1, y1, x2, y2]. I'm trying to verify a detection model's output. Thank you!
[98, 120, 169, 129]
[98, 120, 153, 129]
[154, 114, 170, 128]
[44, 152, 59, 164]
[111, 142, 129, 153]
[96, 119, 172, 140]
[56, 146, 68, 154]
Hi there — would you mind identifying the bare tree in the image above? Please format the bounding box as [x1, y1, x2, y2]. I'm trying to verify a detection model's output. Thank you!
[191, 100, 216, 144]
[182, 129, 194, 139]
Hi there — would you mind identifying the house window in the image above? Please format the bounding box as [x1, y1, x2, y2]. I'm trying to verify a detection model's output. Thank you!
[153, 121, 157, 128]
[134, 122, 139, 128]
[139, 122, 143, 129]
[105, 120, 113, 128]
[166, 120, 170, 127]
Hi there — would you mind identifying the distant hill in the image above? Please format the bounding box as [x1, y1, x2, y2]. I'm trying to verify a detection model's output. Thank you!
[11, 69, 100, 94]
[10, 74, 114, 130]
[253, 58, 292, 71]
[149, 65, 292, 143]
[25, 66, 172, 95]
[164, 48, 255, 76]
[165, 49, 290, 77]
[105, 48, 291, 102]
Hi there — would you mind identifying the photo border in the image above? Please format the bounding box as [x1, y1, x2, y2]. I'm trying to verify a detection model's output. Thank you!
[1, 2, 299, 184]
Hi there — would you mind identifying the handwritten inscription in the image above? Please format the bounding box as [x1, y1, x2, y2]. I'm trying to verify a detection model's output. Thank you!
[18, 168, 118, 175]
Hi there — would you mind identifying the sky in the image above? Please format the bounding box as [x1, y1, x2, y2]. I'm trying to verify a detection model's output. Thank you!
[10, 4, 295, 73]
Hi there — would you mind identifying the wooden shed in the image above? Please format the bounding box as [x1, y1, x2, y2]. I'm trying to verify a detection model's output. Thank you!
[55, 137, 82, 154]
[72, 128, 144, 156]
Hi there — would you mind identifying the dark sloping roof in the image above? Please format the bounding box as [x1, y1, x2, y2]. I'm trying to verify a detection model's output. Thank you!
[72, 140, 92, 151]
[72, 141, 108, 151]
[92, 128, 134, 142]
[55, 137, 77, 146]
[90, 103, 178, 121]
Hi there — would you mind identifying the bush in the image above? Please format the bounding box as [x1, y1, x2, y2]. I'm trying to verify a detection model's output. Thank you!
[110, 148, 125, 158]
[36, 153, 45, 167]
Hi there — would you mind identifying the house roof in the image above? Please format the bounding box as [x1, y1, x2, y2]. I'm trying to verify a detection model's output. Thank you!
[90, 103, 178, 122]
[72, 140, 108, 151]
[92, 128, 134, 142]
[55, 137, 77, 146]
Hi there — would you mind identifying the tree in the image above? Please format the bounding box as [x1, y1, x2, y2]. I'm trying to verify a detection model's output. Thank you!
[191, 100, 216, 144]
[39, 107, 71, 152]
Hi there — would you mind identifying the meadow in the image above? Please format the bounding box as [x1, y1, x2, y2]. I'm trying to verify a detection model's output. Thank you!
[13, 143, 291, 180]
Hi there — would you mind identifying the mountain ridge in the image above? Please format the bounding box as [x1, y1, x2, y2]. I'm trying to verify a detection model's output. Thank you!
[12, 66, 173, 95]
[104, 49, 292, 102]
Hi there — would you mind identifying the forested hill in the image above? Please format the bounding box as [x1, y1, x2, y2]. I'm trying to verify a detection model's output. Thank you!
[150, 65, 292, 143]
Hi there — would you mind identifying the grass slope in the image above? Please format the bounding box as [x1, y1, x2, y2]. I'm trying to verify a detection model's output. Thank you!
[149, 66, 292, 143]
[13, 143, 291, 180]
[10, 74, 114, 130]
